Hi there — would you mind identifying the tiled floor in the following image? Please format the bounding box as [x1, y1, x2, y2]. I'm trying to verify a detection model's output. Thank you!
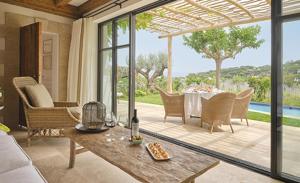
[10, 130, 281, 183]
[135, 102, 300, 177]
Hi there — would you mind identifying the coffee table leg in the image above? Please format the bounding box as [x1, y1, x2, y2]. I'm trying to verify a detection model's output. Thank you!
[69, 139, 76, 168]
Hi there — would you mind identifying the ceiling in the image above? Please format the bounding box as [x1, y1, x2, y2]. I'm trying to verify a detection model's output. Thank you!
[0, 0, 112, 19]
[68, 0, 89, 7]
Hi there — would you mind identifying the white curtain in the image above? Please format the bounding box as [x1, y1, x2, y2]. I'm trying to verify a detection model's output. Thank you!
[67, 18, 98, 105]
[79, 18, 98, 104]
[67, 19, 82, 102]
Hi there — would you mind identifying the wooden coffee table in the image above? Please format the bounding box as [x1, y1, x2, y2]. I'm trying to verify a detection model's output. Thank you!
[64, 126, 219, 183]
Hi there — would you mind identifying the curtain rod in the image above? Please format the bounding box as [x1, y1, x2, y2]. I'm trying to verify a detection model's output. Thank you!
[84, 0, 129, 18]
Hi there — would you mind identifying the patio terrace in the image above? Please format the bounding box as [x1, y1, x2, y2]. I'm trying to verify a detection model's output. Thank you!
[135, 102, 300, 177]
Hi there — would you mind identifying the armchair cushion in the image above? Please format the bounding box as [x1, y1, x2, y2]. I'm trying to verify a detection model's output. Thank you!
[24, 84, 54, 108]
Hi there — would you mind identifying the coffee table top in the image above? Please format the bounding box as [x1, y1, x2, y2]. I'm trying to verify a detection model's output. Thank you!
[65, 126, 219, 183]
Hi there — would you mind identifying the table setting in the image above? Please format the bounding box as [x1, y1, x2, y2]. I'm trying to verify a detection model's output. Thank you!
[184, 85, 223, 121]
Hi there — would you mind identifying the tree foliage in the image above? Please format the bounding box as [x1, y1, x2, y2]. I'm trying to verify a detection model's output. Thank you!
[248, 76, 270, 101]
[105, 13, 153, 36]
[183, 25, 264, 88]
[185, 73, 215, 86]
[136, 52, 168, 91]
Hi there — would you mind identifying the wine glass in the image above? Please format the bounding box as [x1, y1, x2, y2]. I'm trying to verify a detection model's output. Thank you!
[105, 112, 117, 127]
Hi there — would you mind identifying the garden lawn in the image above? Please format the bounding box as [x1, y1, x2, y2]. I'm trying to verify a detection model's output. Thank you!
[247, 111, 300, 127]
[134, 94, 300, 127]
[135, 94, 163, 105]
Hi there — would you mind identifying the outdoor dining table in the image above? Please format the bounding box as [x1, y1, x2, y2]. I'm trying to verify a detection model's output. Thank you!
[184, 90, 222, 122]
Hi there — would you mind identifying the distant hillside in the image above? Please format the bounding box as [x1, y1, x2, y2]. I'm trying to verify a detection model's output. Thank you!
[187, 60, 300, 85]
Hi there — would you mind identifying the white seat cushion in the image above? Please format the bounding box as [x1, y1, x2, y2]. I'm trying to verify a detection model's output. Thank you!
[0, 135, 16, 149]
[0, 130, 7, 136]
[0, 135, 32, 173]
[0, 165, 47, 183]
[24, 84, 54, 107]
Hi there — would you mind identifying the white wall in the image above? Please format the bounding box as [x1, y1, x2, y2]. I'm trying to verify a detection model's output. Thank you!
[0, 2, 74, 24]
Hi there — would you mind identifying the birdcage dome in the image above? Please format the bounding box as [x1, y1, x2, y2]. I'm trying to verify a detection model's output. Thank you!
[82, 102, 106, 129]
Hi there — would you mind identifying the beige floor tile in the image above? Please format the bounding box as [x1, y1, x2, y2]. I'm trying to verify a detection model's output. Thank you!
[9, 130, 281, 183]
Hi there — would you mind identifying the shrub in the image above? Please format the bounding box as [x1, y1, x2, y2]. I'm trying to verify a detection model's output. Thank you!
[135, 90, 147, 97]
[248, 76, 270, 101]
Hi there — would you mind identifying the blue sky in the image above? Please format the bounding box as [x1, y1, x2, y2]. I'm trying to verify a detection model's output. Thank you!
[136, 20, 300, 77]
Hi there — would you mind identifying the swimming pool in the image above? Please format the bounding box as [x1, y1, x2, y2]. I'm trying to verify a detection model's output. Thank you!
[249, 102, 300, 118]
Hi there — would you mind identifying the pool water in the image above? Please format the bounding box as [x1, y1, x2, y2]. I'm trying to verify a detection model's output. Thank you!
[249, 102, 300, 118]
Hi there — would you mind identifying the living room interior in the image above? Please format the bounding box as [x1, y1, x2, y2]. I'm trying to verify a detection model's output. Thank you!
[0, 0, 299, 183]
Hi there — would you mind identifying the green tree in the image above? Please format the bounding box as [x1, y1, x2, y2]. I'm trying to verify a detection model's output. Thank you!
[136, 52, 168, 91]
[183, 26, 264, 88]
[173, 77, 185, 92]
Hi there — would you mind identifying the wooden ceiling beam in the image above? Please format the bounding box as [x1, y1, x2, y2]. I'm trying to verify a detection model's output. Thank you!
[0, 0, 131, 19]
[0, 0, 79, 18]
[55, 0, 72, 7]
[78, 0, 111, 15]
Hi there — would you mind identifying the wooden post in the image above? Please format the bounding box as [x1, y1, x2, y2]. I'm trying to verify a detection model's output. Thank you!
[69, 139, 76, 168]
[167, 36, 173, 93]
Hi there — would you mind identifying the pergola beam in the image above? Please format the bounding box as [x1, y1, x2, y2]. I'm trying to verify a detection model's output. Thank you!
[167, 36, 173, 93]
[148, 11, 197, 27]
[161, 6, 214, 26]
[150, 22, 182, 31]
[159, 16, 269, 38]
[149, 27, 170, 34]
[185, 0, 233, 22]
[225, 0, 255, 18]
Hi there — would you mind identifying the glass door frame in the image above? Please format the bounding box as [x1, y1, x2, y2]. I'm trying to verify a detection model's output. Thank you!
[97, 1, 300, 182]
[98, 13, 136, 128]
[271, 0, 300, 182]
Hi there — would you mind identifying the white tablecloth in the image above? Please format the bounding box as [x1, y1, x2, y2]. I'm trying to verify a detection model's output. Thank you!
[184, 91, 219, 120]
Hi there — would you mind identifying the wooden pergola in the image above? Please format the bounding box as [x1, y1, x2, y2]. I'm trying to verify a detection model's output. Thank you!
[145, 0, 272, 93]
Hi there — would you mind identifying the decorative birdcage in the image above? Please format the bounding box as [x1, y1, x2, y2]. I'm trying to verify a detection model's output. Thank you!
[82, 102, 106, 129]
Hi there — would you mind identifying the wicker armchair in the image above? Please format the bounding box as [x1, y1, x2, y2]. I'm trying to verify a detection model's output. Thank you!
[231, 88, 254, 126]
[201, 92, 236, 133]
[13, 77, 80, 146]
[156, 87, 185, 123]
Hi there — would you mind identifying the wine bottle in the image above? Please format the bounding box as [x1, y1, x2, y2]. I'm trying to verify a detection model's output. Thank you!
[131, 109, 139, 138]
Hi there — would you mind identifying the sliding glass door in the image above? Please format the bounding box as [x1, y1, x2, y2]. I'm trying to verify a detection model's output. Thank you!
[282, 20, 300, 179]
[99, 14, 135, 126]
[116, 16, 130, 123]
[97, 1, 300, 182]
[100, 22, 113, 114]
[272, 0, 300, 182]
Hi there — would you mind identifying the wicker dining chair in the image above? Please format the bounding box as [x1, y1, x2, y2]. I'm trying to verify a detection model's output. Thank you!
[156, 87, 185, 123]
[13, 77, 80, 146]
[201, 92, 236, 133]
[231, 88, 254, 126]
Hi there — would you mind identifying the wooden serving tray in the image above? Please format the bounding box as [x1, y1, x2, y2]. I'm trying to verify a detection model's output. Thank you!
[145, 143, 172, 161]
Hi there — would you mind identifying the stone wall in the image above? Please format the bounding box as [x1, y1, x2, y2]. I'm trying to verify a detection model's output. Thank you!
[0, 12, 72, 129]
